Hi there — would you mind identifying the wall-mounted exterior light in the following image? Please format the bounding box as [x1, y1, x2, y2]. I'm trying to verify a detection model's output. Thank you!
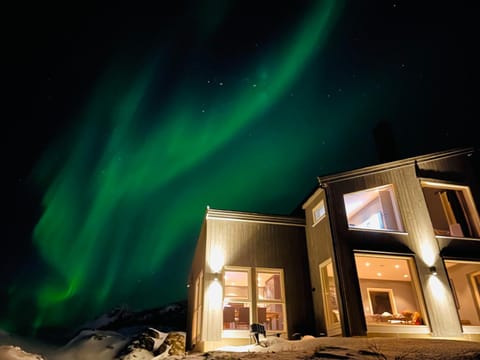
[429, 266, 437, 276]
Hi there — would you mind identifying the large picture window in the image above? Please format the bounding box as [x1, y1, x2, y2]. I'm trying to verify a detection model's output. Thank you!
[354, 254, 428, 331]
[444, 260, 480, 328]
[344, 184, 404, 232]
[223, 267, 286, 333]
[421, 181, 480, 238]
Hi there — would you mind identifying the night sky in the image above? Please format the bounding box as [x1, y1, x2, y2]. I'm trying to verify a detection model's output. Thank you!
[2, 1, 475, 337]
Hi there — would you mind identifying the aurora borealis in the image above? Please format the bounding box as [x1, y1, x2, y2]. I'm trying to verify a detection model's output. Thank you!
[2, 1, 474, 338]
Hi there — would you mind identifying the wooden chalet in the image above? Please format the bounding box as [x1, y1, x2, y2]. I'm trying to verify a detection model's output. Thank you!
[187, 147, 480, 351]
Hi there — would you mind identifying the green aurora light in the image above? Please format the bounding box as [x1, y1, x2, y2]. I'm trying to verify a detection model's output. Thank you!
[5, 0, 398, 335]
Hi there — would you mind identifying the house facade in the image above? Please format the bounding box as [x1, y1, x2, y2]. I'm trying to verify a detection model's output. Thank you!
[187, 147, 480, 352]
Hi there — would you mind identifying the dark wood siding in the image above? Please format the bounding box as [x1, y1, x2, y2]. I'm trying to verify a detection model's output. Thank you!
[303, 189, 337, 336]
[416, 150, 480, 260]
[321, 149, 479, 338]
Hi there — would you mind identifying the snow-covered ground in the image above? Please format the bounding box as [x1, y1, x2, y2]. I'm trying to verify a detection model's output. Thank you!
[1, 302, 479, 359]
[1, 331, 480, 360]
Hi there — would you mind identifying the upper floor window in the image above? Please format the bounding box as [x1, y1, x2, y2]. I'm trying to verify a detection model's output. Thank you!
[343, 184, 404, 232]
[421, 181, 480, 238]
[312, 200, 326, 225]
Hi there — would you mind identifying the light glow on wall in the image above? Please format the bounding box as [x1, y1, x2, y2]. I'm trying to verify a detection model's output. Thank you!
[206, 279, 223, 310]
[427, 275, 450, 308]
[418, 241, 437, 267]
[209, 246, 225, 274]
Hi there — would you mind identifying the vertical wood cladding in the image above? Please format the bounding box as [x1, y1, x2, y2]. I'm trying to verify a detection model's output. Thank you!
[191, 146, 480, 349]
[187, 220, 207, 350]
[319, 148, 478, 338]
[303, 188, 338, 336]
[206, 217, 314, 337]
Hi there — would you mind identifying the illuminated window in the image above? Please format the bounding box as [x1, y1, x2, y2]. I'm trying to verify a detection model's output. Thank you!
[354, 254, 428, 329]
[421, 181, 480, 238]
[223, 267, 286, 333]
[312, 200, 326, 225]
[256, 269, 286, 332]
[444, 260, 480, 327]
[320, 260, 341, 336]
[223, 269, 251, 330]
[191, 271, 203, 345]
[344, 184, 404, 232]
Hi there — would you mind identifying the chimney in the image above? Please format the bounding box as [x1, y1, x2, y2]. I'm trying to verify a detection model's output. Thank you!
[374, 121, 398, 163]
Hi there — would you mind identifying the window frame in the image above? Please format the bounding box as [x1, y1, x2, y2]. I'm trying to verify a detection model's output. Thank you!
[222, 266, 287, 337]
[343, 184, 405, 233]
[255, 268, 287, 333]
[222, 267, 252, 334]
[319, 259, 341, 336]
[354, 253, 430, 334]
[444, 260, 480, 329]
[367, 288, 397, 316]
[421, 180, 480, 239]
[312, 200, 326, 226]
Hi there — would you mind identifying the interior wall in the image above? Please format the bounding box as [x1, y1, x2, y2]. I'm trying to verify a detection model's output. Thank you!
[446, 263, 480, 326]
[358, 279, 418, 315]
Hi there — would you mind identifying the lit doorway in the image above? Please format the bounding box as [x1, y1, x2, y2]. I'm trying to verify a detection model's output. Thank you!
[319, 259, 341, 335]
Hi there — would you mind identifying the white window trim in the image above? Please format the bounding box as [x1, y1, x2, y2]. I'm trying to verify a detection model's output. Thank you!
[344, 184, 405, 233]
[255, 267, 288, 335]
[312, 200, 326, 227]
[421, 180, 480, 238]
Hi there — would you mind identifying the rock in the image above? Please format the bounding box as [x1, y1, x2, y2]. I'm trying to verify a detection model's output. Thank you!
[155, 331, 186, 356]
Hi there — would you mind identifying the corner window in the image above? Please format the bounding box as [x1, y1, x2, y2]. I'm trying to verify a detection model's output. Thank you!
[444, 260, 480, 327]
[343, 184, 404, 232]
[312, 200, 326, 226]
[223, 268, 287, 333]
[421, 181, 480, 238]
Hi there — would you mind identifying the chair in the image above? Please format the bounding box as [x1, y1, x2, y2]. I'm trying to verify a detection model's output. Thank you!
[250, 323, 266, 345]
[238, 307, 250, 329]
[257, 307, 267, 324]
[223, 307, 235, 329]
